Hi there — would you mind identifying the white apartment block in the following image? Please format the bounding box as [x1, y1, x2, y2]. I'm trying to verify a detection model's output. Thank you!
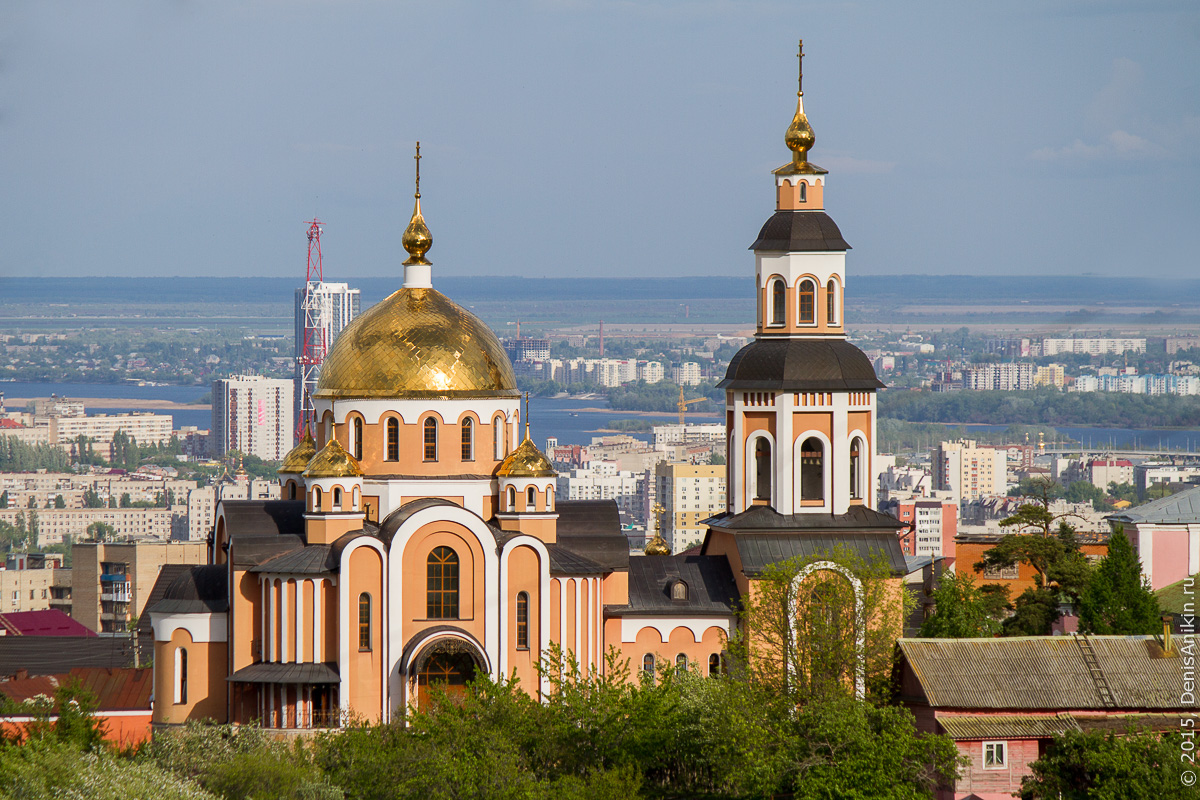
[672, 362, 703, 386]
[0, 472, 196, 511]
[0, 507, 179, 547]
[932, 440, 1006, 501]
[557, 463, 648, 524]
[1087, 458, 1134, 489]
[1041, 338, 1146, 357]
[964, 363, 1035, 391]
[652, 423, 726, 451]
[211, 375, 294, 461]
[655, 462, 725, 553]
[1136, 463, 1200, 494]
[637, 361, 665, 384]
[293, 282, 361, 361]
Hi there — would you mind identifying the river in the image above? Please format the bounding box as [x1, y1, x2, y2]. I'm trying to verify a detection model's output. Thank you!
[4, 381, 1200, 452]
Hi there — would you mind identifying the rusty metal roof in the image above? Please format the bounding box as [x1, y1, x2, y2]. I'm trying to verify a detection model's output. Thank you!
[899, 636, 1188, 710]
[937, 713, 1080, 740]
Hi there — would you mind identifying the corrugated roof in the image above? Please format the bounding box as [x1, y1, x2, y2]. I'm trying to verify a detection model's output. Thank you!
[620, 555, 740, 615]
[721, 531, 908, 577]
[899, 636, 1188, 710]
[555, 500, 630, 571]
[227, 661, 339, 684]
[0, 637, 133, 676]
[546, 545, 608, 575]
[705, 504, 904, 533]
[0, 610, 95, 637]
[147, 565, 228, 615]
[251, 545, 335, 574]
[937, 714, 1080, 740]
[1108, 485, 1200, 525]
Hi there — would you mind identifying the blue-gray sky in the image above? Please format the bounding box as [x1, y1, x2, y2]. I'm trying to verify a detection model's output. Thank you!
[2, 1, 1198, 280]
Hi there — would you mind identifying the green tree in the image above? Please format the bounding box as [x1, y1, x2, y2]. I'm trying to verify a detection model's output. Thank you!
[87, 522, 116, 542]
[1021, 728, 1192, 799]
[919, 572, 1004, 638]
[119, 493, 132, 508]
[0, 490, 7, 508]
[82, 488, 106, 508]
[1079, 527, 1161, 635]
[53, 494, 65, 509]
[26, 495, 36, 509]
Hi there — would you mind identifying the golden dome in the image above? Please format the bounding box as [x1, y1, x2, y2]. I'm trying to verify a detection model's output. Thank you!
[314, 287, 518, 399]
[302, 438, 364, 480]
[774, 40, 827, 177]
[402, 141, 433, 266]
[498, 435, 555, 478]
[278, 428, 317, 475]
[644, 532, 671, 556]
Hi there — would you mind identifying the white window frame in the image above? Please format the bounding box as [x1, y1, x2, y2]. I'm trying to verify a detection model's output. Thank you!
[983, 740, 1006, 769]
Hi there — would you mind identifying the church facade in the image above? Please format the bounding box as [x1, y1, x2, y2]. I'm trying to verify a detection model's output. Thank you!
[148, 47, 905, 730]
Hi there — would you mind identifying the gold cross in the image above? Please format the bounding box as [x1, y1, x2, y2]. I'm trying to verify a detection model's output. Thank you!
[651, 501, 665, 533]
[414, 141, 422, 198]
[797, 39, 805, 94]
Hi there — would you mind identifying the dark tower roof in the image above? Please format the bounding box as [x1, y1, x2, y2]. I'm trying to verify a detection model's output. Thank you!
[719, 338, 885, 392]
[750, 211, 851, 252]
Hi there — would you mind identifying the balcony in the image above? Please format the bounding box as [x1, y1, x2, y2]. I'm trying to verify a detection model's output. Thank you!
[101, 590, 132, 603]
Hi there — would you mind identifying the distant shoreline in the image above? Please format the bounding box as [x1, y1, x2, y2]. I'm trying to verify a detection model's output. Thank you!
[3, 396, 210, 412]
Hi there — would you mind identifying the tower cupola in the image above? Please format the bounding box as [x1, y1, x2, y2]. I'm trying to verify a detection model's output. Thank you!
[402, 141, 434, 289]
[301, 438, 365, 544]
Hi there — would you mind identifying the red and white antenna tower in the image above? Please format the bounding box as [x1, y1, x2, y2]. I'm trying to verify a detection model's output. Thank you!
[296, 219, 328, 440]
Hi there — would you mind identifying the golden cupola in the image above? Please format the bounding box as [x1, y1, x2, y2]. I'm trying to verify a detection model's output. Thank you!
[278, 427, 317, 476]
[775, 40, 826, 177]
[498, 436, 556, 479]
[313, 143, 519, 401]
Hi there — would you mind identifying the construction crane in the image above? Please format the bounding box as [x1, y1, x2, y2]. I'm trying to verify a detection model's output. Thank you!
[677, 386, 706, 425]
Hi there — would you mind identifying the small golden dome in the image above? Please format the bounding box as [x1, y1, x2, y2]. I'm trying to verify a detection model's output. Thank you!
[774, 40, 827, 177]
[314, 287, 518, 399]
[278, 429, 317, 475]
[302, 438, 364, 480]
[498, 436, 556, 479]
[644, 532, 671, 556]
[402, 141, 433, 266]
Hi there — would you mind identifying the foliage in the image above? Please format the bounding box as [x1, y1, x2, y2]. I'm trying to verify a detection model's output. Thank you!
[1021, 727, 1193, 799]
[729, 546, 912, 704]
[1063, 480, 1111, 510]
[919, 572, 1003, 638]
[0, 740, 217, 800]
[1079, 527, 1161, 635]
[605, 418, 653, 433]
[3, 679, 108, 751]
[0, 438, 71, 472]
[877, 419, 1065, 454]
[607, 381, 722, 414]
[87, 521, 117, 541]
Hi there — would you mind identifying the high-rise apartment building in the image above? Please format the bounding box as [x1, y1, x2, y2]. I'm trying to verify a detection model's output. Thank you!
[932, 440, 1006, 501]
[672, 362, 703, 386]
[887, 497, 958, 559]
[211, 376, 294, 461]
[655, 462, 725, 552]
[294, 282, 360, 430]
[72, 540, 207, 633]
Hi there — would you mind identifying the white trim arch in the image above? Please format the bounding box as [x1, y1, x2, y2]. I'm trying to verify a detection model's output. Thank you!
[767, 274, 787, 327]
[794, 274, 819, 327]
[498, 536, 552, 696]
[744, 430, 777, 509]
[846, 429, 869, 503]
[790, 561, 865, 700]
[793, 430, 833, 511]
[825, 275, 841, 326]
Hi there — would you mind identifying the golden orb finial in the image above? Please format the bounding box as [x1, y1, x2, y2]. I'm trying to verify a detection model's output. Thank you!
[402, 141, 433, 267]
[644, 502, 672, 556]
[784, 39, 816, 168]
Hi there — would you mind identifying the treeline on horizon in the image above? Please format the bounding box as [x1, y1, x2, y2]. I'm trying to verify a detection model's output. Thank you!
[878, 388, 1200, 430]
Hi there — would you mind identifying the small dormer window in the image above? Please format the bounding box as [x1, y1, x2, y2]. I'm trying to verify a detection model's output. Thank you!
[671, 580, 688, 601]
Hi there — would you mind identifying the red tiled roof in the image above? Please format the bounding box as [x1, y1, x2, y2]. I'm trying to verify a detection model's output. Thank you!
[0, 419, 24, 429]
[0, 610, 97, 637]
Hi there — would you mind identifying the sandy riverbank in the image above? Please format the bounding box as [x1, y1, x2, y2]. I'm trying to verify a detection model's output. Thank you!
[3, 397, 211, 412]
[572, 406, 720, 417]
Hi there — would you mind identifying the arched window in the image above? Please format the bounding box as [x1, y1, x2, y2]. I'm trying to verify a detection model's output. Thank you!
[461, 418, 474, 461]
[770, 278, 786, 326]
[676, 653, 688, 673]
[754, 438, 772, 502]
[494, 415, 505, 460]
[423, 418, 438, 461]
[312, 486, 322, 511]
[323, 412, 334, 445]
[708, 653, 723, 677]
[526, 486, 536, 508]
[516, 591, 529, 650]
[801, 437, 825, 502]
[798, 181, 807, 203]
[174, 647, 187, 704]
[386, 418, 399, 461]
[826, 279, 838, 325]
[427, 546, 459, 619]
[849, 437, 864, 500]
[642, 654, 655, 677]
[506, 486, 516, 512]
[288, 483, 296, 500]
[547, 488, 554, 511]
[671, 580, 688, 601]
[353, 417, 363, 460]
[352, 486, 360, 511]
[333, 487, 342, 509]
[798, 279, 816, 324]
[358, 592, 371, 651]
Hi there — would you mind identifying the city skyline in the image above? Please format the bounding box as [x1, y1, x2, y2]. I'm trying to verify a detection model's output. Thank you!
[2, 1, 1197, 281]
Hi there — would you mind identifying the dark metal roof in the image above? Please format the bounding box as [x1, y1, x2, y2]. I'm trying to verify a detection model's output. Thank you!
[706, 504, 905, 532]
[719, 338, 885, 392]
[251, 545, 336, 575]
[0, 637, 134, 676]
[749, 210, 851, 252]
[379, 498, 463, 546]
[546, 545, 608, 575]
[621, 555, 740, 615]
[898, 636, 1190, 710]
[227, 661, 339, 684]
[554, 500, 630, 571]
[228, 533, 306, 570]
[706, 530, 907, 577]
[220, 500, 306, 538]
[148, 565, 228, 614]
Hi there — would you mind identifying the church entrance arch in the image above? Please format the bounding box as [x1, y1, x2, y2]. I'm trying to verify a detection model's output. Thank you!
[397, 627, 490, 713]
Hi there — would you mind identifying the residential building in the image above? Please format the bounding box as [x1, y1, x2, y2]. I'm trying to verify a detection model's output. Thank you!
[655, 462, 726, 552]
[71, 540, 207, 633]
[1041, 337, 1146, 356]
[1085, 457, 1133, 489]
[1107, 486, 1200, 590]
[0, 559, 72, 616]
[636, 360, 664, 384]
[211, 375, 294, 461]
[557, 462, 649, 524]
[503, 337, 550, 362]
[0, 506, 179, 547]
[955, 530, 1109, 597]
[1134, 463, 1200, 495]
[1032, 364, 1065, 388]
[885, 497, 957, 559]
[963, 363, 1035, 391]
[672, 362, 702, 386]
[651, 423, 726, 451]
[932, 440, 1006, 501]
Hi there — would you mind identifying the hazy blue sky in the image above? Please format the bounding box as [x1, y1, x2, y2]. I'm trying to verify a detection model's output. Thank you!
[2, 1, 1197, 281]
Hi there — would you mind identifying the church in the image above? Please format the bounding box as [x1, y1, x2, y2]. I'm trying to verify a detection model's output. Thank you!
[148, 46, 906, 730]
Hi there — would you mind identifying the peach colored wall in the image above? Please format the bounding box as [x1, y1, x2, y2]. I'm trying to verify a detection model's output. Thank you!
[232, 571, 259, 670]
[323, 579, 338, 663]
[550, 579, 562, 650]
[506, 546, 542, 688]
[347, 547, 383, 722]
[758, 275, 842, 336]
[776, 178, 824, 210]
[362, 495, 381, 524]
[742, 412, 776, 442]
[400, 522, 485, 647]
[621, 623, 728, 679]
[302, 580, 315, 662]
[153, 628, 227, 724]
[952, 737, 1039, 798]
[1153, 528, 1191, 589]
[332, 414, 509, 478]
[792, 411, 833, 442]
